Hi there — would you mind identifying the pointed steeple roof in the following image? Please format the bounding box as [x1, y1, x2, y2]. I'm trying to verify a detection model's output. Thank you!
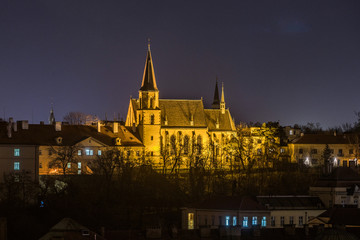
[212, 79, 220, 109]
[221, 82, 225, 104]
[140, 43, 158, 91]
[49, 105, 55, 125]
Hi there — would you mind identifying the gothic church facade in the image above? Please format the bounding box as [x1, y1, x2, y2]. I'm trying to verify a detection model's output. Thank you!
[125, 45, 236, 170]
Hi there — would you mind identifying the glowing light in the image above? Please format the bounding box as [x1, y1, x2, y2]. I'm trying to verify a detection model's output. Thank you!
[333, 158, 337, 166]
[304, 157, 310, 166]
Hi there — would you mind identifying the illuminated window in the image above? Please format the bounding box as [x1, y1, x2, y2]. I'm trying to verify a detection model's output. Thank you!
[78, 150, 82, 156]
[98, 150, 102, 156]
[289, 216, 294, 225]
[225, 216, 230, 226]
[233, 216, 237, 226]
[280, 148, 285, 153]
[252, 216, 257, 226]
[14, 162, 20, 170]
[188, 213, 194, 230]
[271, 216, 275, 226]
[243, 217, 248, 227]
[184, 136, 189, 155]
[280, 216, 284, 226]
[78, 162, 81, 169]
[14, 148, 20, 156]
[261, 217, 266, 227]
[289, 130, 293, 135]
[67, 163, 71, 168]
[299, 216, 303, 226]
[85, 149, 93, 156]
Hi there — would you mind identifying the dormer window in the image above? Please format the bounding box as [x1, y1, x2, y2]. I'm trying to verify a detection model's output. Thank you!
[115, 137, 121, 145]
[55, 137, 63, 145]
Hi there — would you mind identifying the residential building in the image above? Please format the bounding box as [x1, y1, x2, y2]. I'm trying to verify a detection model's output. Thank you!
[309, 167, 360, 208]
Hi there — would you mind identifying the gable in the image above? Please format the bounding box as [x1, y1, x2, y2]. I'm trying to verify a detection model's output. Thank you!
[75, 137, 107, 147]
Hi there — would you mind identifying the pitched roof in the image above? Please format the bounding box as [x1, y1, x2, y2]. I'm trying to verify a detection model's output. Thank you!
[0, 122, 143, 147]
[293, 134, 350, 144]
[204, 109, 236, 131]
[159, 99, 207, 128]
[140, 47, 158, 91]
[312, 167, 360, 188]
[190, 196, 267, 211]
[256, 196, 324, 210]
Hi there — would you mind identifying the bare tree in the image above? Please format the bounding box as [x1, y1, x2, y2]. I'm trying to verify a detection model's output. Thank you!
[63, 112, 99, 125]
[48, 145, 79, 175]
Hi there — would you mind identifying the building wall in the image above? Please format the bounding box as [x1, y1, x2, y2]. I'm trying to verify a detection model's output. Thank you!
[310, 186, 360, 208]
[269, 209, 326, 228]
[0, 145, 38, 182]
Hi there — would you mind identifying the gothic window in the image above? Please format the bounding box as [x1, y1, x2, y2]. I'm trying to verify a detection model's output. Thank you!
[170, 135, 176, 154]
[150, 114, 155, 125]
[197, 135, 202, 154]
[184, 135, 189, 155]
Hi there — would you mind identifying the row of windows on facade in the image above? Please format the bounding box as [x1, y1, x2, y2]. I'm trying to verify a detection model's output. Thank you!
[298, 148, 352, 155]
[188, 214, 306, 229]
[13, 148, 103, 157]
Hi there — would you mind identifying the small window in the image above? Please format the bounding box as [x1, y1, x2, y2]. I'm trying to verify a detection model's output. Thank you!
[233, 216, 237, 226]
[339, 149, 343, 155]
[225, 216, 230, 226]
[280, 148, 285, 153]
[349, 149, 354, 154]
[257, 139, 262, 144]
[280, 216, 284, 226]
[252, 216, 257, 226]
[188, 213, 194, 230]
[98, 150, 102, 156]
[257, 148, 262, 155]
[85, 149, 93, 156]
[150, 151, 154, 156]
[78, 150, 82, 156]
[299, 149, 303, 154]
[299, 216, 303, 226]
[243, 217, 248, 227]
[289, 130, 293, 135]
[39, 150, 42, 155]
[14, 148, 20, 157]
[39, 162, 42, 168]
[261, 217, 266, 227]
[77, 162, 81, 169]
[289, 216, 294, 225]
[150, 114, 155, 125]
[136, 151, 140, 156]
[311, 149, 317, 154]
[67, 163, 71, 169]
[271, 216, 275, 226]
[14, 162, 20, 170]
[151, 136, 153, 141]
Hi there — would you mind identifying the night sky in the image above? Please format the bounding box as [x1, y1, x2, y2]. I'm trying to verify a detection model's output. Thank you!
[1, 1, 360, 128]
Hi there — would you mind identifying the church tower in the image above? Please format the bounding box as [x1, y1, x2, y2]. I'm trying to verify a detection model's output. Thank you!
[137, 43, 161, 160]
[211, 80, 220, 109]
[220, 82, 226, 114]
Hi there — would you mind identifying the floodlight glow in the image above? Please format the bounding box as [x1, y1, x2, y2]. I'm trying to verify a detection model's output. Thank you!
[304, 157, 310, 166]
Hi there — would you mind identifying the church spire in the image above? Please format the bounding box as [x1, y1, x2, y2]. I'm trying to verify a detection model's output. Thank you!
[140, 40, 158, 91]
[211, 78, 220, 109]
[220, 82, 225, 114]
[49, 104, 55, 125]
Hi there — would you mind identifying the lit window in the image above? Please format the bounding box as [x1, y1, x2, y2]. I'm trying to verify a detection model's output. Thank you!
[85, 149, 93, 156]
[233, 216, 237, 226]
[78, 162, 81, 169]
[243, 217, 248, 227]
[271, 216, 275, 226]
[14, 162, 20, 170]
[67, 163, 71, 168]
[252, 216, 257, 226]
[289, 216, 294, 225]
[78, 150, 82, 156]
[289, 130, 293, 135]
[188, 213, 194, 230]
[14, 148, 20, 156]
[261, 217, 266, 227]
[225, 216, 230, 226]
[299, 216, 303, 226]
[98, 150, 102, 156]
[280, 216, 284, 226]
[280, 148, 285, 153]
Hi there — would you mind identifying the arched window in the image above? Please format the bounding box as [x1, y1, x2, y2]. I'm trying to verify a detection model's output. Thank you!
[150, 114, 155, 125]
[197, 135, 202, 154]
[170, 135, 176, 154]
[184, 135, 189, 155]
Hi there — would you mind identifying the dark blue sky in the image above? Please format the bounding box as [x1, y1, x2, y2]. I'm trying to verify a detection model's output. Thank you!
[1, 0, 360, 128]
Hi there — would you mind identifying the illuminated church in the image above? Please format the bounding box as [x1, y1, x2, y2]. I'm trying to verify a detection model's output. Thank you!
[125, 44, 236, 170]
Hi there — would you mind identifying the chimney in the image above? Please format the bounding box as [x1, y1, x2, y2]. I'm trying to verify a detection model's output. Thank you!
[55, 122, 61, 131]
[7, 122, 12, 138]
[113, 122, 118, 133]
[12, 122, 17, 132]
[97, 121, 101, 132]
[21, 120, 28, 130]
